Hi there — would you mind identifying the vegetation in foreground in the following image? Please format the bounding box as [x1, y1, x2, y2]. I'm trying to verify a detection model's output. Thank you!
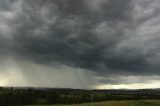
[1, 87, 160, 106]
[28, 100, 160, 106]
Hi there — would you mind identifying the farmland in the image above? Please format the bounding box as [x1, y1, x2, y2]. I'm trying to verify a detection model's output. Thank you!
[28, 100, 160, 106]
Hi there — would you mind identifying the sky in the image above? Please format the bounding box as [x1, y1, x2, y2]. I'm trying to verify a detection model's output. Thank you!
[0, 0, 160, 89]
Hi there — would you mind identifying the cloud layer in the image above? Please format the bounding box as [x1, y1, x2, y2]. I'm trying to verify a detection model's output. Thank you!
[1, 0, 160, 89]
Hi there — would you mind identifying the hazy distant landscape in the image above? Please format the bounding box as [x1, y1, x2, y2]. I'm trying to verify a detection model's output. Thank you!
[1, 87, 160, 106]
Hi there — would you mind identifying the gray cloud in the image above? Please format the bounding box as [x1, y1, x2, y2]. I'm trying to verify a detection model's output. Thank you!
[13, 0, 133, 70]
[0, 0, 160, 88]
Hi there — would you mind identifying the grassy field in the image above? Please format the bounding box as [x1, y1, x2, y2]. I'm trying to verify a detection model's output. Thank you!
[27, 100, 160, 106]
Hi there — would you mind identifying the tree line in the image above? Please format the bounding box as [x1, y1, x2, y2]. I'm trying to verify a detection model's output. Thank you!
[0, 87, 160, 106]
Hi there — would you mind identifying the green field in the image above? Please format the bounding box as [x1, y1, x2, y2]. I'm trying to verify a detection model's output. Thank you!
[28, 100, 160, 106]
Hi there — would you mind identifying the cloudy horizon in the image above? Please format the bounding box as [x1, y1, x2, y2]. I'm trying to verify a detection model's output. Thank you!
[0, 0, 160, 89]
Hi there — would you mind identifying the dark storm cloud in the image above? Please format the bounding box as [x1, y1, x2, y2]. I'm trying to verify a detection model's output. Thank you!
[1, 0, 160, 86]
[0, 0, 154, 73]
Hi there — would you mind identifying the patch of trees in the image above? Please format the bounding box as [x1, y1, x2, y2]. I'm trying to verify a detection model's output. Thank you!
[1, 87, 160, 106]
